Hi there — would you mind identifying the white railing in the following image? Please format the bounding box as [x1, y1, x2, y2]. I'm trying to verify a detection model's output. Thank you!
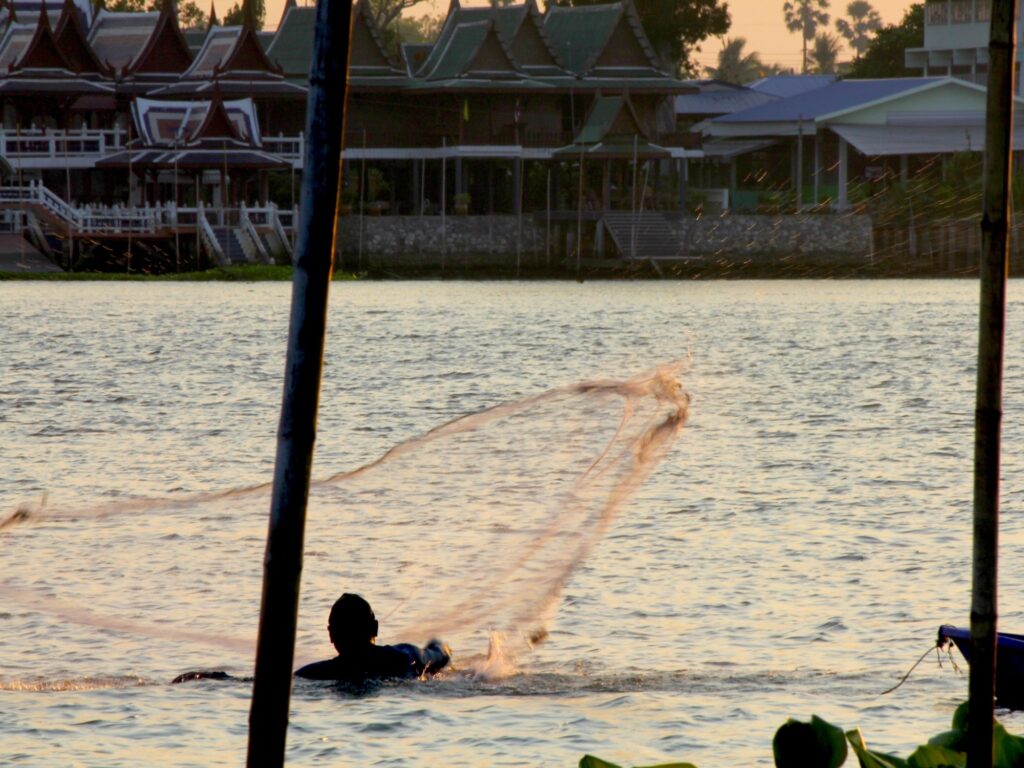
[0, 127, 128, 168]
[196, 202, 227, 265]
[268, 202, 293, 258]
[263, 133, 304, 164]
[0, 181, 300, 238]
[239, 203, 270, 263]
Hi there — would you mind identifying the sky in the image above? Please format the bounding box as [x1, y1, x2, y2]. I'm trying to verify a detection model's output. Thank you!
[260, 0, 919, 74]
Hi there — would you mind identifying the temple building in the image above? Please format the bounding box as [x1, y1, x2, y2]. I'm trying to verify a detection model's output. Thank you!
[0, 0, 696, 270]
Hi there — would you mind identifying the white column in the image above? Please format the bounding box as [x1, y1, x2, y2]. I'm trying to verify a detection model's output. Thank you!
[838, 136, 849, 212]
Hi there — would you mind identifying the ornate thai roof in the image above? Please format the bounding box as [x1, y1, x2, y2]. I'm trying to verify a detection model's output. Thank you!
[264, 1, 313, 80]
[54, 0, 109, 75]
[543, 0, 663, 79]
[88, 10, 161, 73]
[131, 95, 261, 146]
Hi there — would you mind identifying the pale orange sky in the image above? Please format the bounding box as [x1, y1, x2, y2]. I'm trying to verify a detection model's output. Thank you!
[261, 0, 919, 73]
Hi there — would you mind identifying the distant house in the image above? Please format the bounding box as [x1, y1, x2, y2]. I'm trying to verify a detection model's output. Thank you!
[905, 0, 1023, 88]
[695, 76, 1024, 211]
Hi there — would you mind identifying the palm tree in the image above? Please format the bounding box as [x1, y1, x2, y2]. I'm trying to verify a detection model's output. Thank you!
[705, 37, 766, 84]
[783, 0, 831, 74]
[809, 31, 841, 73]
[835, 0, 882, 58]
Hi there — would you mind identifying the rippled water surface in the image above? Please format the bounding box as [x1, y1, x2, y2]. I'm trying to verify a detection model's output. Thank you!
[3, 279, 1024, 766]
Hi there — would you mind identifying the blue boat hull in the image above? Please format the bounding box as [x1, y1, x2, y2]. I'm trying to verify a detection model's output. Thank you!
[938, 625, 1024, 709]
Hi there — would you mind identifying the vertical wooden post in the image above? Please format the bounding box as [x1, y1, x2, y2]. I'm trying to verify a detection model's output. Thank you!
[969, 1, 1016, 766]
[246, 1, 352, 765]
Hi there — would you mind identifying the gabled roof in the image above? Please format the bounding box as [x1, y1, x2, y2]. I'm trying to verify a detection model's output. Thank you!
[401, 42, 432, 76]
[0, 0, 87, 28]
[574, 93, 649, 143]
[184, 21, 281, 78]
[129, 0, 193, 75]
[132, 95, 262, 146]
[189, 91, 245, 143]
[55, 0, 109, 74]
[501, 0, 567, 77]
[746, 74, 838, 99]
[544, 0, 661, 78]
[349, 0, 403, 76]
[0, 23, 42, 70]
[264, 2, 314, 79]
[675, 80, 777, 117]
[11, 0, 73, 71]
[419, 17, 523, 82]
[88, 9, 160, 73]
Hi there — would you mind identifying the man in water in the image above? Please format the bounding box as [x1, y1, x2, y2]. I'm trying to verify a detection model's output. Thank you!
[172, 593, 450, 685]
[296, 593, 450, 681]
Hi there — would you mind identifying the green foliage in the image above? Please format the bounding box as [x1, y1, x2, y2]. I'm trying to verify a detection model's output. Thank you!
[705, 37, 767, 84]
[578, 756, 697, 768]
[835, 0, 882, 57]
[847, 3, 922, 78]
[809, 31, 841, 73]
[783, 0, 831, 73]
[773, 716, 847, 768]
[221, 0, 265, 28]
[580, 701, 1024, 768]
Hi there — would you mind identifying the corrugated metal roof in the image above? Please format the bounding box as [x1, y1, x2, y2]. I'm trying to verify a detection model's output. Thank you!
[713, 78, 944, 124]
[675, 82, 777, 116]
[746, 74, 838, 98]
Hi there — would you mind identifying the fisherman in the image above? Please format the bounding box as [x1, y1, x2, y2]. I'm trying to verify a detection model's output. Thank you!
[295, 593, 451, 682]
[171, 593, 450, 685]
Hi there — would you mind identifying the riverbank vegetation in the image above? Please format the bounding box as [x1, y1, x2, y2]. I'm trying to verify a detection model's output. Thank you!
[582, 701, 1024, 768]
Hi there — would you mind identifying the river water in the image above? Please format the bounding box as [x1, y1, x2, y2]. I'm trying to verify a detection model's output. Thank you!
[2, 279, 1023, 767]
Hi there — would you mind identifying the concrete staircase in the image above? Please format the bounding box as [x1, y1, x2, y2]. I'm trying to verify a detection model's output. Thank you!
[212, 227, 249, 265]
[602, 211, 693, 262]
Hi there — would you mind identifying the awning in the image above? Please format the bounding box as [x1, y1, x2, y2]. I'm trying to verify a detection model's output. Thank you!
[552, 139, 670, 159]
[700, 138, 777, 159]
[830, 123, 1024, 156]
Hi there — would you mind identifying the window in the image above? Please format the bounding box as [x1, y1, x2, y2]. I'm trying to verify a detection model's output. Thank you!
[927, 0, 949, 25]
[951, 0, 972, 22]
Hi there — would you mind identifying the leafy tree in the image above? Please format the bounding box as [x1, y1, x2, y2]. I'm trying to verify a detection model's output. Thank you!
[835, 0, 882, 57]
[368, 0, 433, 34]
[222, 0, 264, 27]
[705, 37, 765, 83]
[104, 0, 146, 10]
[783, 0, 830, 74]
[809, 31, 840, 73]
[561, 0, 730, 77]
[380, 12, 445, 52]
[847, 3, 922, 78]
[176, 0, 206, 29]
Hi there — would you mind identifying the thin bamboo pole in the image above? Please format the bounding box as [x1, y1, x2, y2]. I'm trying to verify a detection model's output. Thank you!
[631, 134, 638, 260]
[576, 149, 583, 281]
[246, 0, 351, 764]
[545, 166, 551, 270]
[969, 2, 1016, 766]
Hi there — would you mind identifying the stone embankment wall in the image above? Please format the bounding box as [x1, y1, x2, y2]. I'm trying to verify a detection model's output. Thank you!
[673, 214, 873, 261]
[336, 215, 544, 269]
[334, 213, 875, 272]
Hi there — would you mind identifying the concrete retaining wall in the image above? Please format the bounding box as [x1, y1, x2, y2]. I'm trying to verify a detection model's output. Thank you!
[334, 212, 875, 271]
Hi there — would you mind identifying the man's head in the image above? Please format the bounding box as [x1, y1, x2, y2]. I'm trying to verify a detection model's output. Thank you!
[328, 593, 378, 652]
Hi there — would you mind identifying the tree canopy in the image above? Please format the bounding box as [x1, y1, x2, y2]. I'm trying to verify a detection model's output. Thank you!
[704, 37, 765, 83]
[563, 0, 730, 76]
[782, 0, 830, 73]
[846, 2, 922, 78]
[222, 0, 265, 27]
[809, 31, 840, 73]
[835, 0, 882, 57]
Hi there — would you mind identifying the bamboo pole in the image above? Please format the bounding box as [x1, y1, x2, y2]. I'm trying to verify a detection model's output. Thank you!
[576, 149, 583, 281]
[968, 1, 1016, 766]
[246, 0, 352, 764]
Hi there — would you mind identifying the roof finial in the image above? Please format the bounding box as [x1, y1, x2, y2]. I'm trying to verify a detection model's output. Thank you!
[242, 0, 254, 29]
[207, 0, 218, 28]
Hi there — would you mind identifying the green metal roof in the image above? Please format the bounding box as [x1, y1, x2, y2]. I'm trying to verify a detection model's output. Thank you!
[264, 3, 315, 79]
[543, 3, 620, 75]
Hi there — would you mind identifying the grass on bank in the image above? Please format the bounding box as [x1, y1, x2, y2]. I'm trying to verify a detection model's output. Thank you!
[0, 265, 358, 282]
